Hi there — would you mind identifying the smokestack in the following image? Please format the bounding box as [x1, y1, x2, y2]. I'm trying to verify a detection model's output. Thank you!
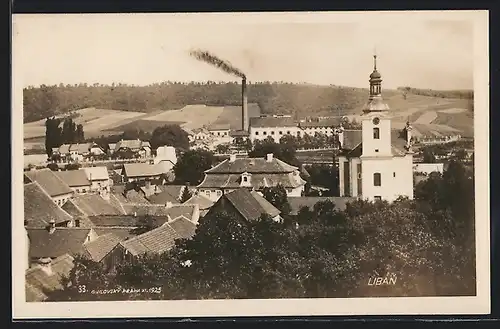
[242, 78, 248, 132]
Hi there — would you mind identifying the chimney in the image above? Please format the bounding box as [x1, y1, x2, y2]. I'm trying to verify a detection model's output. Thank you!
[242, 77, 248, 132]
[337, 125, 345, 149]
[229, 154, 237, 162]
[38, 257, 53, 276]
[266, 153, 273, 162]
[165, 201, 173, 209]
[48, 219, 56, 234]
[405, 121, 413, 150]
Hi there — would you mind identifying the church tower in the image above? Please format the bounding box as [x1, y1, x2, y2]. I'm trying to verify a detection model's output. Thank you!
[360, 54, 392, 158]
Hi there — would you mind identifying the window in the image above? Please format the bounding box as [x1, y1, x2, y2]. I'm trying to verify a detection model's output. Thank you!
[375, 149, 379, 153]
[271, 131, 275, 135]
[373, 173, 381, 186]
[217, 132, 221, 136]
[287, 131, 290, 134]
[217, 190, 222, 197]
[243, 176, 248, 182]
[263, 131, 267, 135]
[393, 172, 396, 177]
[373, 127, 380, 139]
[374, 196, 382, 201]
[255, 132, 259, 135]
[279, 131, 283, 135]
[205, 190, 211, 197]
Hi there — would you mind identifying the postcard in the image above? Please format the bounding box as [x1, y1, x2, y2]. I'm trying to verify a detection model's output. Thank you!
[12, 10, 490, 319]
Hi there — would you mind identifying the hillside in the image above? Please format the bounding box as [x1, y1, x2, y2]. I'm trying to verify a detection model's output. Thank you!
[23, 82, 474, 141]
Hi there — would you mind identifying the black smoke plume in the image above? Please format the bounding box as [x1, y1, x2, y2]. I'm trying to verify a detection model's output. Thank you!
[189, 49, 246, 79]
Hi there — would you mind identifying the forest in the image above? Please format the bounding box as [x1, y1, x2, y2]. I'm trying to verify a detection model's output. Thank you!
[23, 81, 402, 123]
[397, 86, 474, 99]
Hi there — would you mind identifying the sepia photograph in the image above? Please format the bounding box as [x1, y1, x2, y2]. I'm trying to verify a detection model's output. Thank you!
[12, 10, 490, 318]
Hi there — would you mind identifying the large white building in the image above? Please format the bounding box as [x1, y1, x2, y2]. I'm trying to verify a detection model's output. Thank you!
[337, 55, 414, 202]
[249, 115, 302, 143]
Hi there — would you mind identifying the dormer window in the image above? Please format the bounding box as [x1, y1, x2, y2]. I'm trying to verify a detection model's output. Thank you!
[240, 172, 252, 186]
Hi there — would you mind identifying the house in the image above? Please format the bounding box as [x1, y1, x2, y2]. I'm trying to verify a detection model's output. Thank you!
[154, 146, 177, 174]
[54, 169, 91, 193]
[207, 123, 231, 139]
[287, 196, 356, 216]
[81, 233, 122, 270]
[122, 203, 200, 224]
[146, 185, 186, 203]
[206, 188, 282, 223]
[24, 182, 75, 228]
[54, 143, 105, 161]
[249, 115, 301, 143]
[69, 194, 125, 216]
[25, 169, 74, 206]
[337, 55, 414, 202]
[25, 254, 75, 302]
[183, 193, 214, 217]
[114, 139, 151, 158]
[105, 217, 197, 267]
[121, 163, 163, 184]
[83, 166, 111, 198]
[26, 226, 97, 266]
[298, 117, 342, 137]
[197, 153, 306, 202]
[190, 127, 211, 142]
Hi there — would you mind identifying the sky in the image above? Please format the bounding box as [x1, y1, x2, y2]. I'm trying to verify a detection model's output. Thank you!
[13, 12, 475, 90]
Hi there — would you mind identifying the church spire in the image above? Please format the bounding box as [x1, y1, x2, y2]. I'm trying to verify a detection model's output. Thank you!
[362, 53, 390, 114]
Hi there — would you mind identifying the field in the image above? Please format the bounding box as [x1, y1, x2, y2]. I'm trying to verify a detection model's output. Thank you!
[23, 108, 147, 140]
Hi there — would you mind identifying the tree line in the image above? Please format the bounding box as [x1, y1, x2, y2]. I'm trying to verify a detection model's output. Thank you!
[397, 86, 473, 100]
[23, 82, 398, 123]
[44, 160, 474, 300]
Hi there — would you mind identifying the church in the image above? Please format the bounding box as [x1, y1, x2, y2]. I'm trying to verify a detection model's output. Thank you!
[337, 55, 414, 202]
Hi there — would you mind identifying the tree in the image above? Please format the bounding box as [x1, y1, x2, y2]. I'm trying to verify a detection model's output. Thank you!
[262, 184, 291, 215]
[47, 163, 60, 171]
[422, 148, 436, 163]
[150, 124, 190, 150]
[45, 117, 62, 156]
[174, 149, 215, 185]
[249, 138, 300, 167]
[179, 186, 193, 203]
[215, 143, 230, 154]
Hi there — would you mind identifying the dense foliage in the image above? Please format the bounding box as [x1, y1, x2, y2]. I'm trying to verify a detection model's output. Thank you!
[173, 149, 216, 185]
[397, 86, 474, 99]
[44, 117, 85, 156]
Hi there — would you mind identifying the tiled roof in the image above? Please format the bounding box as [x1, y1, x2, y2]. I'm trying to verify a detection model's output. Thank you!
[168, 216, 197, 239]
[24, 182, 73, 228]
[59, 143, 94, 154]
[61, 199, 87, 218]
[88, 215, 169, 227]
[207, 123, 231, 131]
[342, 130, 363, 150]
[299, 117, 341, 128]
[184, 194, 214, 210]
[94, 227, 137, 241]
[147, 185, 184, 204]
[222, 189, 280, 221]
[250, 116, 297, 128]
[122, 204, 197, 220]
[198, 172, 306, 189]
[54, 170, 91, 187]
[25, 254, 74, 302]
[205, 157, 299, 174]
[229, 130, 250, 137]
[120, 223, 183, 256]
[71, 194, 125, 216]
[112, 186, 151, 204]
[83, 166, 109, 181]
[123, 163, 162, 178]
[115, 139, 145, 151]
[287, 197, 356, 215]
[58, 144, 70, 154]
[83, 233, 121, 262]
[25, 169, 73, 197]
[27, 228, 92, 259]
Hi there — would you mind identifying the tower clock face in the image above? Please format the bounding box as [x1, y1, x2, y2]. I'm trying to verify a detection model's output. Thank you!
[372, 117, 380, 125]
